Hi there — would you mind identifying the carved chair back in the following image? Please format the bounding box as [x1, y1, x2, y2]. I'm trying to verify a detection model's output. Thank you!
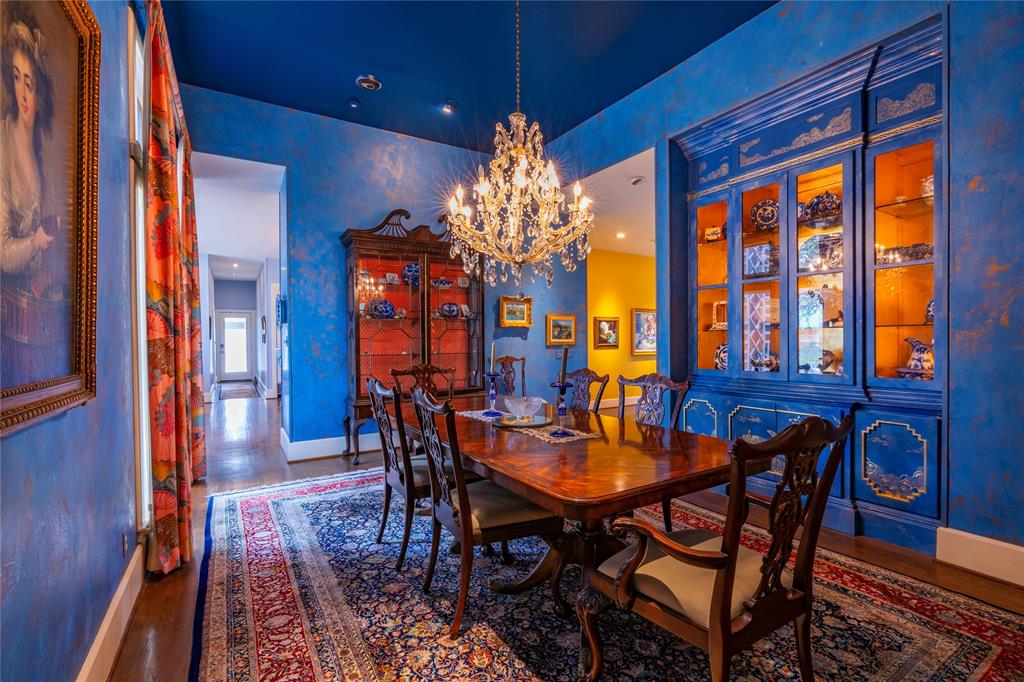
[565, 368, 610, 413]
[410, 388, 473, 535]
[366, 378, 416, 490]
[391, 363, 455, 401]
[496, 355, 526, 396]
[715, 415, 854, 631]
[617, 373, 689, 428]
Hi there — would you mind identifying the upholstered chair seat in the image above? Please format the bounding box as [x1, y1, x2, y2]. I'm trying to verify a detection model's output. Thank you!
[598, 528, 790, 629]
[461, 480, 560, 534]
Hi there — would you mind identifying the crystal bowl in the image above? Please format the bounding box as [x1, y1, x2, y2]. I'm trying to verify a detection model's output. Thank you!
[504, 396, 546, 420]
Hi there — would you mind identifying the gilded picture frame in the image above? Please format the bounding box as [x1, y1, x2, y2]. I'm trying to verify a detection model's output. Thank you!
[0, 0, 100, 435]
[498, 294, 532, 328]
[631, 308, 657, 356]
[593, 316, 619, 349]
[546, 314, 576, 346]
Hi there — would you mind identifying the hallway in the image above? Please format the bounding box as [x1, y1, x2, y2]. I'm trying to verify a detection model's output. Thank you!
[110, 397, 380, 681]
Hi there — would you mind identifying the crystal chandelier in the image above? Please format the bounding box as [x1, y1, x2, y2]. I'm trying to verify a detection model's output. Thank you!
[446, 0, 593, 286]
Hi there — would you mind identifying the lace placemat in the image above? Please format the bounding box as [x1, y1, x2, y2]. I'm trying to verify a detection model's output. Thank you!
[458, 410, 600, 444]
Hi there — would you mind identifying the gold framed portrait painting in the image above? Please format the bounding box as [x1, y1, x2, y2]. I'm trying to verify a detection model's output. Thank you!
[498, 294, 532, 328]
[0, 0, 100, 435]
[593, 316, 619, 349]
[546, 314, 576, 346]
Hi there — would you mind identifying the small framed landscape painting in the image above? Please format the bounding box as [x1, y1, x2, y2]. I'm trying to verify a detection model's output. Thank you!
[499, 295, 532, 328]
[631, 308, 657, 355]
[593, 317, 619, 349]
[1, 0, 101, 435]
[546, 314, 576, 346]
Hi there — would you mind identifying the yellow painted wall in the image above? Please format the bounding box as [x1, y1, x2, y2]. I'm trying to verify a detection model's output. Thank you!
[586, 249, 657, 401]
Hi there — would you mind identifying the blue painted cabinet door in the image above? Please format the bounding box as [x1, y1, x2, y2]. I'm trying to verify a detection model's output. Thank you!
[853, 409, 940, 518]
[775, 401, 848, 498]
[680, 392, 722, 438]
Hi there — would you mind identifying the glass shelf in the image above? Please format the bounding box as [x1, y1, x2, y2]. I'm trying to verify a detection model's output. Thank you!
[876, 195, 935, 219]
[742, 182, 781, 279]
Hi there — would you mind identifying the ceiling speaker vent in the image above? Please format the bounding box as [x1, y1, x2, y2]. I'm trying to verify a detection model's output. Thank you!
[356, 74, 382, 91]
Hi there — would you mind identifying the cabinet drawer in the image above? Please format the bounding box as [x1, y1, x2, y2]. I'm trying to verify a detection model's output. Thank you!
[680, 393, 723, 438]
[853, 410, 940, 518]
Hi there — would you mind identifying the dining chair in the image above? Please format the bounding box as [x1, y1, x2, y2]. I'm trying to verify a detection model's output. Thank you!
[366, 378, 431, 570]
[581, 414, 854, 681]
[496, 355, 526, 396]
[617, 372, 690, 531]
[411, 387, 565, 637]
[391, 363, 456, 400]
[566, 367, 610, 413]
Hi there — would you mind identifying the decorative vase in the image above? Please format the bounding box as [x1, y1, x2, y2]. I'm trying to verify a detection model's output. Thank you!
[402, 262, 420, 287]
[713, 343, 728, 371]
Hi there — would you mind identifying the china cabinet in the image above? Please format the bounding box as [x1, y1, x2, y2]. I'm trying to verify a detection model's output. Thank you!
[340, 210, 485, 460]
[676, 17, 946, 552]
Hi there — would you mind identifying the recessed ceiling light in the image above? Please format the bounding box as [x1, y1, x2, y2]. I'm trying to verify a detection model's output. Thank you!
[347, 98, 361, 109]
[615, 232, 626, 239]
[356, 74, 382, 91]
[232, 262, 238, 267]
[629, 176, 646, 186]
[440, 99, 458, 114]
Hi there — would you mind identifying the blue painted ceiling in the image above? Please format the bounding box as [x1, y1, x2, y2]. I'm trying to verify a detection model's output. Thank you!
[163, 1, 774, 152]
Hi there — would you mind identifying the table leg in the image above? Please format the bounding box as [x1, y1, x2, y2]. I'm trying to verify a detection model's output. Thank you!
[576, 520, 611, 681]
[489, 532, 577, 615]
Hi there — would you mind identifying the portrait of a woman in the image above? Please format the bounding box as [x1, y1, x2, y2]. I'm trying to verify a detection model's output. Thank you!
[1, 6, 74, 389]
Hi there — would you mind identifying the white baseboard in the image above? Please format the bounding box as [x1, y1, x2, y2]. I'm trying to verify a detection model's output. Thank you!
[279, 428, 381, 462]
[75, 545, 143, 682]
[936, 527, 1024, 587]
[255, 375, 278, 400]
[203, 391, 212, 404]
[599, 395, 638, 410]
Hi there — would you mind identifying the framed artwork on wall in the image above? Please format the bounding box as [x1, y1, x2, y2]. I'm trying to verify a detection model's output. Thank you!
[499, 294, 532, 328]
[631, 308, 657, 355]
[0, 0, 101, 435]
[593, 317, 619, 349]
[546, 314, 576, 346]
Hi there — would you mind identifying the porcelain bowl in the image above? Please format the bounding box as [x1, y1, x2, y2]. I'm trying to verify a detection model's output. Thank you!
[504, 396, 546, 419]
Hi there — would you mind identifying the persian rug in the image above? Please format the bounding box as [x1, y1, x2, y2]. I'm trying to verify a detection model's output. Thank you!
[190, 469, 1024, 681]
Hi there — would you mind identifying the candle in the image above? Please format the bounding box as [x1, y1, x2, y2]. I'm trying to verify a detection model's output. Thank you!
[559, 347, 568, 383]
[490, 342, 496, 373]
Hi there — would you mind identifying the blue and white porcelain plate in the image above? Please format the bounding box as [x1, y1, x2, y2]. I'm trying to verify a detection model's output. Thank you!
[750, 198, 779, 232]
[368, 299, 396, 319]
[713, 343, 728, 371]
[440, 302, 460, 318]
[402, 262, 420, 287]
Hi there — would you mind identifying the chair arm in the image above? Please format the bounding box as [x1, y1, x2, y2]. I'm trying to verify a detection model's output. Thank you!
[612, 517, 729, 571]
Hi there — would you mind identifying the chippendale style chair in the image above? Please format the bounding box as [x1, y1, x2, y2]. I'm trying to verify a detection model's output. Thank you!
[566, 367, 610, 413]
[411, 388, 565, 638]
[391, 363, 456, 400]
[365, 378, 431, 570]
[617, 372, 690, 531]
[495, 355, 526, 396]
[579, 415, 854, 681]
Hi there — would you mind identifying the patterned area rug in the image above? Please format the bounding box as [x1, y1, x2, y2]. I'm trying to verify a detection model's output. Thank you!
[190, 470, 1024, 681]
[217, 382, 258, 400]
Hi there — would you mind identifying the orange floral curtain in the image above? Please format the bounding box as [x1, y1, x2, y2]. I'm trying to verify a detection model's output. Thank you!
[146, 0, 206, 574]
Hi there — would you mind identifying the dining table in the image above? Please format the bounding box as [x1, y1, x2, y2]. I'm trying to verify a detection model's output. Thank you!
[400, 394, 768, 679]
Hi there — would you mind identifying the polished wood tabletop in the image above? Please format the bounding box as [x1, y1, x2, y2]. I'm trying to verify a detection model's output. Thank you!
[402, 395, 754, 523]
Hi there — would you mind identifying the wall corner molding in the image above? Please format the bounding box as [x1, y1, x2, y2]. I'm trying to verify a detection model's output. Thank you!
[75, 545, 143, 682]
[936, 527, 1024, 587]
[279, 428, 379, 462]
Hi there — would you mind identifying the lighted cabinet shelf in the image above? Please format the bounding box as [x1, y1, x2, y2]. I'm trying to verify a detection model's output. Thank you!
[676, 17, 946, 553]
[340, 210, 485, 460]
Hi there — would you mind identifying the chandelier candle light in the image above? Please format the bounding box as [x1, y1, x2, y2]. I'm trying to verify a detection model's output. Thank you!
[445, 0, 594, 286]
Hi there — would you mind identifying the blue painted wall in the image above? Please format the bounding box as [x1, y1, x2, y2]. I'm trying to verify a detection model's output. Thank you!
[549, 0, 1024, 547]
[0, 2, 137, 680]
[214, 278, 258, 310]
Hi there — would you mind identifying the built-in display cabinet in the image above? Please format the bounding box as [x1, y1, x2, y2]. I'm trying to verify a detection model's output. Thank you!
[676, 17, 945, 552]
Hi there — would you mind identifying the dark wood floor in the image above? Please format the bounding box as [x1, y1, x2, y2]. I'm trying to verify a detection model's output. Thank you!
[110, 396, 1023, 681]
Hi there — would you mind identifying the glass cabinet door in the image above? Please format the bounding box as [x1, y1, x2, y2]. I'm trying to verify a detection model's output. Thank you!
[791, 159, 850, 380]
[354, 251, 423, 396]
[870, 139, 937, 383]
[740, 180, 784, 375]
[427, 259, 483, 392]
[695, 197, 729, 372]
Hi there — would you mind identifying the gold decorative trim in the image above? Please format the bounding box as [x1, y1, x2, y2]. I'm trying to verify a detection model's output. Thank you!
[682, 398, 718, 436]
[867, 113, 943, 145]
[727, 404, 775, 441]
[740, 107, 852, 167]
[860, 420, 928, 502]
[688, 135, 863, 200]
[877, 83, 936, 123]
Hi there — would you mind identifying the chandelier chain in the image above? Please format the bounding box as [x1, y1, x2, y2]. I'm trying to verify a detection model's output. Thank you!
[515, 0, 521, 112]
